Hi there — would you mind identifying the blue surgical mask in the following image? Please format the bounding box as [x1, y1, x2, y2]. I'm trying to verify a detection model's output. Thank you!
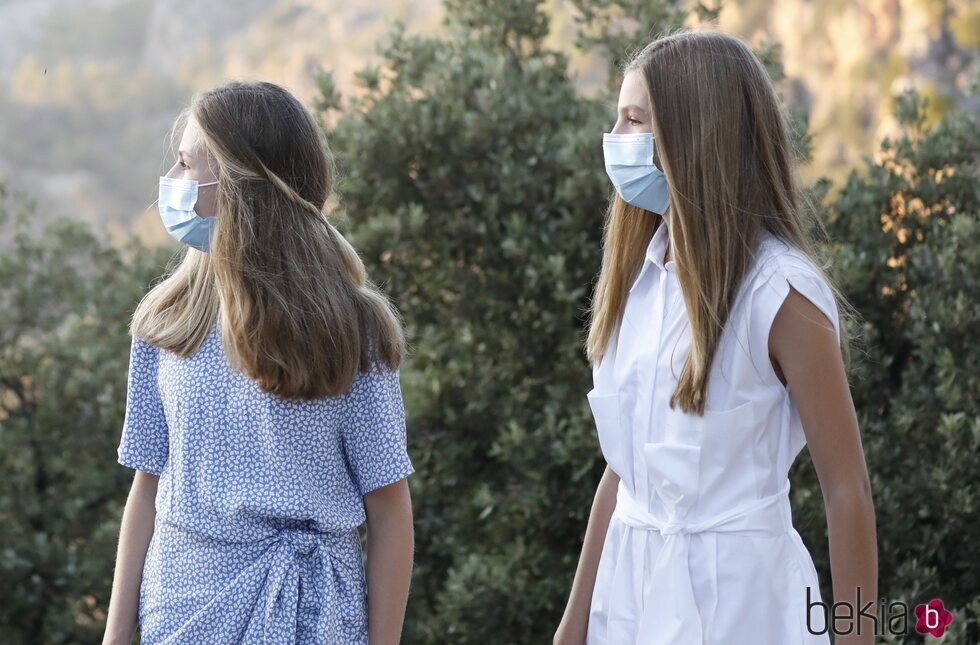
[602, 132, 670, 215]
[157, 176, 219, 252]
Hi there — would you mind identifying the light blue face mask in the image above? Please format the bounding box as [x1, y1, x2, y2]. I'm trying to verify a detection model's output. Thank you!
[157, 176, 219, 252]
[602, 132, 671, 215]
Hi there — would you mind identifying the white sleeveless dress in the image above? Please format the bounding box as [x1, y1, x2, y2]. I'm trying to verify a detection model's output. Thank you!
[585, 223, 837, 645]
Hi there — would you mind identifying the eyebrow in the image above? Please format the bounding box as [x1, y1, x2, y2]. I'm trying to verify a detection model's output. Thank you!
[178, 149, 194, 159]
[620, 104, 650, 115]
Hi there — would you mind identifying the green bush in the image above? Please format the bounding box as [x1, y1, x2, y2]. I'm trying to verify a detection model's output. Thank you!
[793, 88, 979, 642]
[321, 3, 612, 641]
[0, 182, 176, 642]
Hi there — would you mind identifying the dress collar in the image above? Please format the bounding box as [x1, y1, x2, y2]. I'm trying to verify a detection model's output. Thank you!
[645, 218, 674, 273]
[632, 226, 783, 296]
[629, 218, 673, 294]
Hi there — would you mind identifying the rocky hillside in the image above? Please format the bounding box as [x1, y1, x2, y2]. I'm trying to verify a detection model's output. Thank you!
[0, 0, 975, 245]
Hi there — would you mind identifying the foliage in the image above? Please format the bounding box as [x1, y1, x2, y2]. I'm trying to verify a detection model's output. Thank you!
[0, 182, 174, 642]
[322, 1, 615, 640]
[793, 87, 979, 642]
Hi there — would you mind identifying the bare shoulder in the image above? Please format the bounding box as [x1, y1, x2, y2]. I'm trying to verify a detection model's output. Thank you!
[745, 235, 842, 385]
[771, 284, 837, 343]
[768, 275, 842, 386]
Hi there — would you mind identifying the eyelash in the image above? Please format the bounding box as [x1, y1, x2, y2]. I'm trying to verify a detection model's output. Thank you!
[179, 160, 188, 168]
[628, 117, 642, 125]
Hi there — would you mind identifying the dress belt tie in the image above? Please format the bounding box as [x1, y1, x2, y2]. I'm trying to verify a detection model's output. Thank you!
[609, 480, 793, 645]
[261, 524, 359, 644]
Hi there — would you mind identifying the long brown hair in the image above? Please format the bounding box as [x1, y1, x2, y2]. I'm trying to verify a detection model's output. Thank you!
[586, 27, 853, 415]
[132, 80, 405, 400]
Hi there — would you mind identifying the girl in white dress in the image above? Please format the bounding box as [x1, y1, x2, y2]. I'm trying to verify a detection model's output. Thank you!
[555, 29, 878, 645]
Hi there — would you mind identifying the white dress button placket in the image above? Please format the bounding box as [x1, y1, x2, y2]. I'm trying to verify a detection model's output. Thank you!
[632, 264, 669, 509]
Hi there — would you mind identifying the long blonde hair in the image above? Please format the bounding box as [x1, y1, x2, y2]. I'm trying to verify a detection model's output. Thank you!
[586, 27, 853, 415]
[132, 80, 405, 400]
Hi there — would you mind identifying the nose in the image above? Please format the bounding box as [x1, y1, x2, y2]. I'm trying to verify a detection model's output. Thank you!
[164, 161, 182, 180]
[611, 119, 631, 135]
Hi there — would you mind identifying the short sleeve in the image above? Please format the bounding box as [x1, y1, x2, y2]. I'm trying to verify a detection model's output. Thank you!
[748, 258, 842, 385]
[341, 364, 415, 495]
[117, 334, 170, 475]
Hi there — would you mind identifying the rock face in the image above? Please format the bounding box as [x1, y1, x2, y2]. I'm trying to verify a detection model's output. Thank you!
[139, 0, 442, 98]
[0, 0, 975, 236]
[0, 0, 60, 83]
[140, 0, 273, 75]
[718, 0, 979, 177]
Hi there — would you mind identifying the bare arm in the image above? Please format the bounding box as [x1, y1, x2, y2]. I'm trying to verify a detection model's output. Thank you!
[771, 287, 878, 645]
[103, 471, 160, 645]
[363, 478, 414, 645]
[554, 464, 620, 645]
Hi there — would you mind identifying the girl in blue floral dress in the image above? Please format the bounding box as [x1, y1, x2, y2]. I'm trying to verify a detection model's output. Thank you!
[102, 80, 415, 645]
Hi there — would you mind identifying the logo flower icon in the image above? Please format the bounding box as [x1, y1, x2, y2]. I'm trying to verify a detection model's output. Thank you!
[914, 599, 954, 637]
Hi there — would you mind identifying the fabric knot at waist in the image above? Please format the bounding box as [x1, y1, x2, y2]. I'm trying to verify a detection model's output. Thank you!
[281, 524, 321, 557]
[613, 479, 792, 537]
[260, 519, 363, 643]
[658, 522, 688, 536]
[608, 480, 794, 645]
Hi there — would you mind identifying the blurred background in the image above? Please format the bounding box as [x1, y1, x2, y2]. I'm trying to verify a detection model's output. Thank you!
[0, 0, 977, 642]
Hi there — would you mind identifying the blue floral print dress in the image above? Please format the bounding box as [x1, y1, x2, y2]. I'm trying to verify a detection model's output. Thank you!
[116, 321, 415, 643]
